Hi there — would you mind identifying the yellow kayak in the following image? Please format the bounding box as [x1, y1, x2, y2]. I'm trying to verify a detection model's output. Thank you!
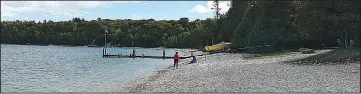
[204, 42, 231, 52]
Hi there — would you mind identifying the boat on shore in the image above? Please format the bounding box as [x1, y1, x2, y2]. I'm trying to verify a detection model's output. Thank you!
[87, 45, 97, 47]
[88, 39, 98, 47]
[204, 42, 231, 52]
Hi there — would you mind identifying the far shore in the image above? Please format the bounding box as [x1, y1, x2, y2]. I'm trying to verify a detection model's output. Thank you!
[0, 43, 200, 51]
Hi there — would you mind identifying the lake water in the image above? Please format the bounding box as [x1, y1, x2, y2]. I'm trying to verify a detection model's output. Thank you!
[1, 44, 184, 92]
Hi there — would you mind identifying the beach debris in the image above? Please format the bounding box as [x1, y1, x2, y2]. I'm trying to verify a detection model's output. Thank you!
[299, 48, 314, 54]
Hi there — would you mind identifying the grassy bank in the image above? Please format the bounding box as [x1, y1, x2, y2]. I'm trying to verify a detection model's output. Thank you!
[292, 48, 360, 64]
[244, 49, 296, 59]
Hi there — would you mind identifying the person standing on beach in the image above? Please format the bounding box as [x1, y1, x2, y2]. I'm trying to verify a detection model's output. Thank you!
[173, 52, 179, 69]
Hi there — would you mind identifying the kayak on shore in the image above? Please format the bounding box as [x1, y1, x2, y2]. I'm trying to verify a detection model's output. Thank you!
[204, 42, 231, 52]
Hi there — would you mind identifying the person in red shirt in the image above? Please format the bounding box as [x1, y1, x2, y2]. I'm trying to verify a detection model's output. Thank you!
[173, 52, 179, 69]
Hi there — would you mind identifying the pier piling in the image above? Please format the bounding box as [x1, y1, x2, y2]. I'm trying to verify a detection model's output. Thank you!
[163, 50, 165, 59]
[132, 49, 136, 58]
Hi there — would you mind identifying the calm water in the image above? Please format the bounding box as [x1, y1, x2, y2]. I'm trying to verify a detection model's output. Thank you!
[1, 44, 183, 92]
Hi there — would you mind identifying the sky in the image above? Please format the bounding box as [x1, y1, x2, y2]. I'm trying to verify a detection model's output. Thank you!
[1, 1, 231, 22]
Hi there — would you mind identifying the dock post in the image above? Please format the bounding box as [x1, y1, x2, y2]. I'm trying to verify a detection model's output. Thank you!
[105, 48, 107, 55]
[103, 48, 105, 57]
[163, 50, 165, 59]
[132, 49, 135, 58]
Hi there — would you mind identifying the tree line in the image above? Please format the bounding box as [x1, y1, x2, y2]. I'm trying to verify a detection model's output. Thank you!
[1, 17, 218, 48]
[1, 0, 360, 51]
[227, 0, 359, 50]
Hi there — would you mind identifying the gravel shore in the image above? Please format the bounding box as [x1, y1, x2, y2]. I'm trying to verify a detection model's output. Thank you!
[120, 49, 360, 92]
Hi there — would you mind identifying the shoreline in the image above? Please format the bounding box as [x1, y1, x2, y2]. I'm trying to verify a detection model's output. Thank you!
[119, 57, 193, 92]
[120, 49, 360, 92]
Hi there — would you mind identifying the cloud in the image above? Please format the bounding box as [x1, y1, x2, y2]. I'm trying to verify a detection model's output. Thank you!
[1, 1, 145, 21]
[189, 5, 210, 14]
[189, 1, 231, 14]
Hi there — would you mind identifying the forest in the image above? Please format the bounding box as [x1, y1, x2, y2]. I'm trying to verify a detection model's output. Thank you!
[1, 1, 360, 51]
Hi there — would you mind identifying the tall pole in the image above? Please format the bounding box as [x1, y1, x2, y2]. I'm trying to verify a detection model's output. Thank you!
[105, 30, 107, 47]
[104, 27, 108, 56]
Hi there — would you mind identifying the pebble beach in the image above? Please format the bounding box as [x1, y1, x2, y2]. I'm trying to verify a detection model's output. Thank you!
[119, 49, 360, 92]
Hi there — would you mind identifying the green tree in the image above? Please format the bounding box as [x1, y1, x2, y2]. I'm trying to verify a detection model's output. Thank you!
[231, 1, 259, 48]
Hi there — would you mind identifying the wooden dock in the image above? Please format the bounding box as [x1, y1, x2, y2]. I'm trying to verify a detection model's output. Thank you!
[102, 48, 227, 59]
[102, 48, 195, 59]
[103, 54, 192, 59]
